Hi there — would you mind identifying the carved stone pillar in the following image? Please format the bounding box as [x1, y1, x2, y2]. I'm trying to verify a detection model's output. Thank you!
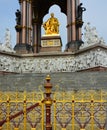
[67, 0, 76, 42]
[66, 0, 84, 52]
[32, 19, 41, 53]
[28, 2, 32, 44]
[14, 0, 33, 53]
[21, 0, 32, 46]
[66, 0, 77, 52]
[22, 0, 26, 44]
[16, 32, 20, 45]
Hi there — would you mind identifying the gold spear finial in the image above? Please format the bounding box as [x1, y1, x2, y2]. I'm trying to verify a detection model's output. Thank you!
[46, 75, 51, 81]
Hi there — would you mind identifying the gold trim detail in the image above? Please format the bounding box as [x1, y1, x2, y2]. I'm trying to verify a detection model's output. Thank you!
[66, 22, 76, 27]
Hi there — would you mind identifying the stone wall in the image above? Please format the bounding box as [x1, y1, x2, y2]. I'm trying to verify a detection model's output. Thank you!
[0, 52, 20, 73]
[0, 44, 107, 73]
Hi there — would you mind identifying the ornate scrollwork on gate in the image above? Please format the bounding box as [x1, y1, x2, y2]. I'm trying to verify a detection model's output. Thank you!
[94, 102, 107, 129]
[27, 103, 42, 128]
[53, 90, 107, 130]
[0, 90, 107, 130]
[56, 102, 72, 128]
[0, 91, 43, 130]
[74, 102, 91, 129]
[10, 102, 24, 128]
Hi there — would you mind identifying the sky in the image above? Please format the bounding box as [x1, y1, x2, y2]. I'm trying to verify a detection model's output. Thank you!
[0, 0, 107, 50]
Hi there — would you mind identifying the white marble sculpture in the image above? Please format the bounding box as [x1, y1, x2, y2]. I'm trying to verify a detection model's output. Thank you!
[0, 28, 15, 53]
[80, 22, 105, 48]
[0, 46, 107, 73]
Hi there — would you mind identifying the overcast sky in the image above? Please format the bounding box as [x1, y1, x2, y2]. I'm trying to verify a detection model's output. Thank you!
[0, 0, 107, 50]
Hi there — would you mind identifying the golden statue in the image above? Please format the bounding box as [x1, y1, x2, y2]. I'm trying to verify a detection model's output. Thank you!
[43, 13, 60, 35]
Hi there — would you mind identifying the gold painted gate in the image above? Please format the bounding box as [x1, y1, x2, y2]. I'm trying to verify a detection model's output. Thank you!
[0, 91, 44, 130]
[53, 90, 107, 130]
[0, 90, 107, 130]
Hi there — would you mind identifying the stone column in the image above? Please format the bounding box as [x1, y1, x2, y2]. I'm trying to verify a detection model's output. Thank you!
[14, 0, 33, 53]
[16, 32, 20, 44]
[67, 0, 76, 42]
[66, 0, 84, 52]
[66, 0, 78, 52]
[32, 20, 38, 53]
[28, 1, 32, 45]
[71, 0, 76, 41]
[21, 0, 26, 44]
[32, 19, 41, 53]
[21, 0, 32, 45]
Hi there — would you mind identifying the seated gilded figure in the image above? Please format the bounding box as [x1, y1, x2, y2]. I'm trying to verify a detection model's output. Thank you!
[43, 13, 60, 35]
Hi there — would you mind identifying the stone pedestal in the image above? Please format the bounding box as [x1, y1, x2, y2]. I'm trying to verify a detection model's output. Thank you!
[65, 40, 84, 52]
[40, 35, 62, 52]
[14, 44, 33, 54]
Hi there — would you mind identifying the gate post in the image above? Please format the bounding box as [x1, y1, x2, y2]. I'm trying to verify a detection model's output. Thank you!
[43, 75, 53, 130]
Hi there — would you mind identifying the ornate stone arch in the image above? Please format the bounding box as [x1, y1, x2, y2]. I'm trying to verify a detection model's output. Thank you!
[32, 0, 67, 25]
[15, 0, 85, 53]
